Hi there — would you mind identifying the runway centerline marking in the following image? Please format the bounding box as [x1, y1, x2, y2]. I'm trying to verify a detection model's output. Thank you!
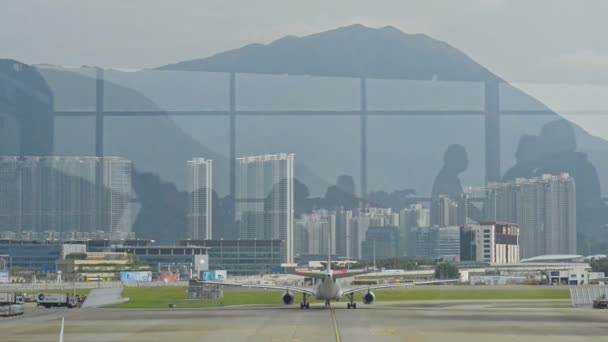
[330, 308, 341, 342]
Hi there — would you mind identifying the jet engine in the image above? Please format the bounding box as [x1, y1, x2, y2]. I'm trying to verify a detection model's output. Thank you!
[282, 291, 295, 305]
[362, 291, 375, 304]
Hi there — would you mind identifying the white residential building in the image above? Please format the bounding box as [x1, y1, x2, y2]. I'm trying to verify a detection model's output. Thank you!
[461, 222, 520, 264]
[484, 174, 576, 258]
[347, 208, 398, 260]
[236, 153, 294, 263]
[0, 156, 132, 239]
[187, 158, 213, 240]
[295, 210, 336, 256]
[431, 195, 459, 226]
[399, 204, 430, 256]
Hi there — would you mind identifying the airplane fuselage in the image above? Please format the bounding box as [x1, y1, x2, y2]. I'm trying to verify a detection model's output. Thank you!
[314, 274, 343, 301]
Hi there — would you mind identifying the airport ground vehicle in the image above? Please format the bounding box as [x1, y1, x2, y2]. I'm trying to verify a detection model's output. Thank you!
[0, 292, 24, 305]
[0, 292, 24, 316]
[36, 293, 78, 309]
[0, 304, 24, 317]
[592, 294, 608, 309]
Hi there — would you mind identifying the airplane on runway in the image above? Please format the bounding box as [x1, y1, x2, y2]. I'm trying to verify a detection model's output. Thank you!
[200, 244, 456, 309]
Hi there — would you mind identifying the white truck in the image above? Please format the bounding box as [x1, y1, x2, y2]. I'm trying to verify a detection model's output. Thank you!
[0, 293, 24, 305]
[0, 292, 24, 317]
[36, 293, 77, 309]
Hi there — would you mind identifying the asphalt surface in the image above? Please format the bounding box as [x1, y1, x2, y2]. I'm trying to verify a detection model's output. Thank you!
[81, 288, 125, 308]
[1, 301, 607, 341]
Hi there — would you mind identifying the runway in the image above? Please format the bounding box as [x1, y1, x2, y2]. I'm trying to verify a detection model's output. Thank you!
[1, 301, 607, 341]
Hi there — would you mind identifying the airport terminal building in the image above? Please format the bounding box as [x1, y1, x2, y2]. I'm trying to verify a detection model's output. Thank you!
[0, 239, 209, 278]
[0, 240, 85, 271]
[109, 245, 209, 276]
[179, 239, 284, 275]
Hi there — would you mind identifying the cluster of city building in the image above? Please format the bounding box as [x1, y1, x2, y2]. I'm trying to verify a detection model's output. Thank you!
[0, 61, 593, 285]
[0, 148, 579, 281]
[187, 153, 294, 262]
[0, 145, 576, 284]
[0, 156, 133, 240]
[0, 153, 294, 277]
[188, 156, 576, 267]
[294, 207, 520, 264]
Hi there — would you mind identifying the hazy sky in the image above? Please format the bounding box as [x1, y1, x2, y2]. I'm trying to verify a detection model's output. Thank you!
[3, 0, 608, 137]
[2, 0, 608, 83]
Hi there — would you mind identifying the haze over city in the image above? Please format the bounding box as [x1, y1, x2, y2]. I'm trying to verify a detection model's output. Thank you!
[1, 2, 608, 341]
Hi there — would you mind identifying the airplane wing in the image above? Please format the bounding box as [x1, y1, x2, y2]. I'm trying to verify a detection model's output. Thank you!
[289, 270, 326, 279]
[289, 269, 373, 279]
[341, 279, 458, 295]
[332, 270, 374, 279]
[197, 280, 316, 296]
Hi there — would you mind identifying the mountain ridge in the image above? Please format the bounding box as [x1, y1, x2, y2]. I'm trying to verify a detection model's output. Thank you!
[19, 24, 608, 249]
[159, 24, 497, 82]
[153, 23, 608, 203]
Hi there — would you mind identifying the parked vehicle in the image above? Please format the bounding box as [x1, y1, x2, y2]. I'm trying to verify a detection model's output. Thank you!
[0, 304, 24, 317]
[0, 293, 24, 316]
[592, 294, 608, 309]
[0, 292, 23, 305]
[36, 293, 77, 309]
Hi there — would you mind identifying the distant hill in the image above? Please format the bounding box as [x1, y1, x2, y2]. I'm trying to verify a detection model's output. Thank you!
[39, 67, 329, 194]
[37, 66, 329, 242]
[20, 24, 608, 248]
[161, 24, 497, 82]
[158, 24, 608, 196]
[0, 59, 54, 156]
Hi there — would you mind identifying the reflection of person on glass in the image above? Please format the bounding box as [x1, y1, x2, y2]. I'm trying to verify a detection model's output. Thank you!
[431, 144, 481, 223]
[431, 144, 468, 200]
[504, 119, 607, 242]
[502, 134, 540, 182]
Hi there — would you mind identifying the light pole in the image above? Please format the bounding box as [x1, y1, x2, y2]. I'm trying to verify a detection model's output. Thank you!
[373, 239, 376, 270]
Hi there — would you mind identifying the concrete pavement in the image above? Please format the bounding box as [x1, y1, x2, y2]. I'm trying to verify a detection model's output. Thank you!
[81, 288, 126, 308]
[1, 301, 607, 341]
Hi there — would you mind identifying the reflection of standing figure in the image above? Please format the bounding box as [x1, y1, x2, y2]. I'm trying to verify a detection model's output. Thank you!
[503, 119, 608, 250]
[502, 134, 540, 182]
[431, 144, 468, 200]
[431, 144, 482, 224]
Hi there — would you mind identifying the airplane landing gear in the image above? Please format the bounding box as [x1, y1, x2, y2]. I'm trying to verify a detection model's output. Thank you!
[300, 294, 310, 309]
[346, 293, 357, 309]
[324, 300, 331, 308]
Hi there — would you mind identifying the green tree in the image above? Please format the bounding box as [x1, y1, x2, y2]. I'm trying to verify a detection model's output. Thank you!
[435, 263, 460, 279]
[590, 257, 608, 274]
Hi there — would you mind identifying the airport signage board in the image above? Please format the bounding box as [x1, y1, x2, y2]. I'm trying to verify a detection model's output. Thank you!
[40, 264, 56, 273]
[120, 271, 152, 283]
[215, 270, 227, 281]
[0, 271, 9, 283]
[271, 266, 286, 274]
[201, 270, 227, 281]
